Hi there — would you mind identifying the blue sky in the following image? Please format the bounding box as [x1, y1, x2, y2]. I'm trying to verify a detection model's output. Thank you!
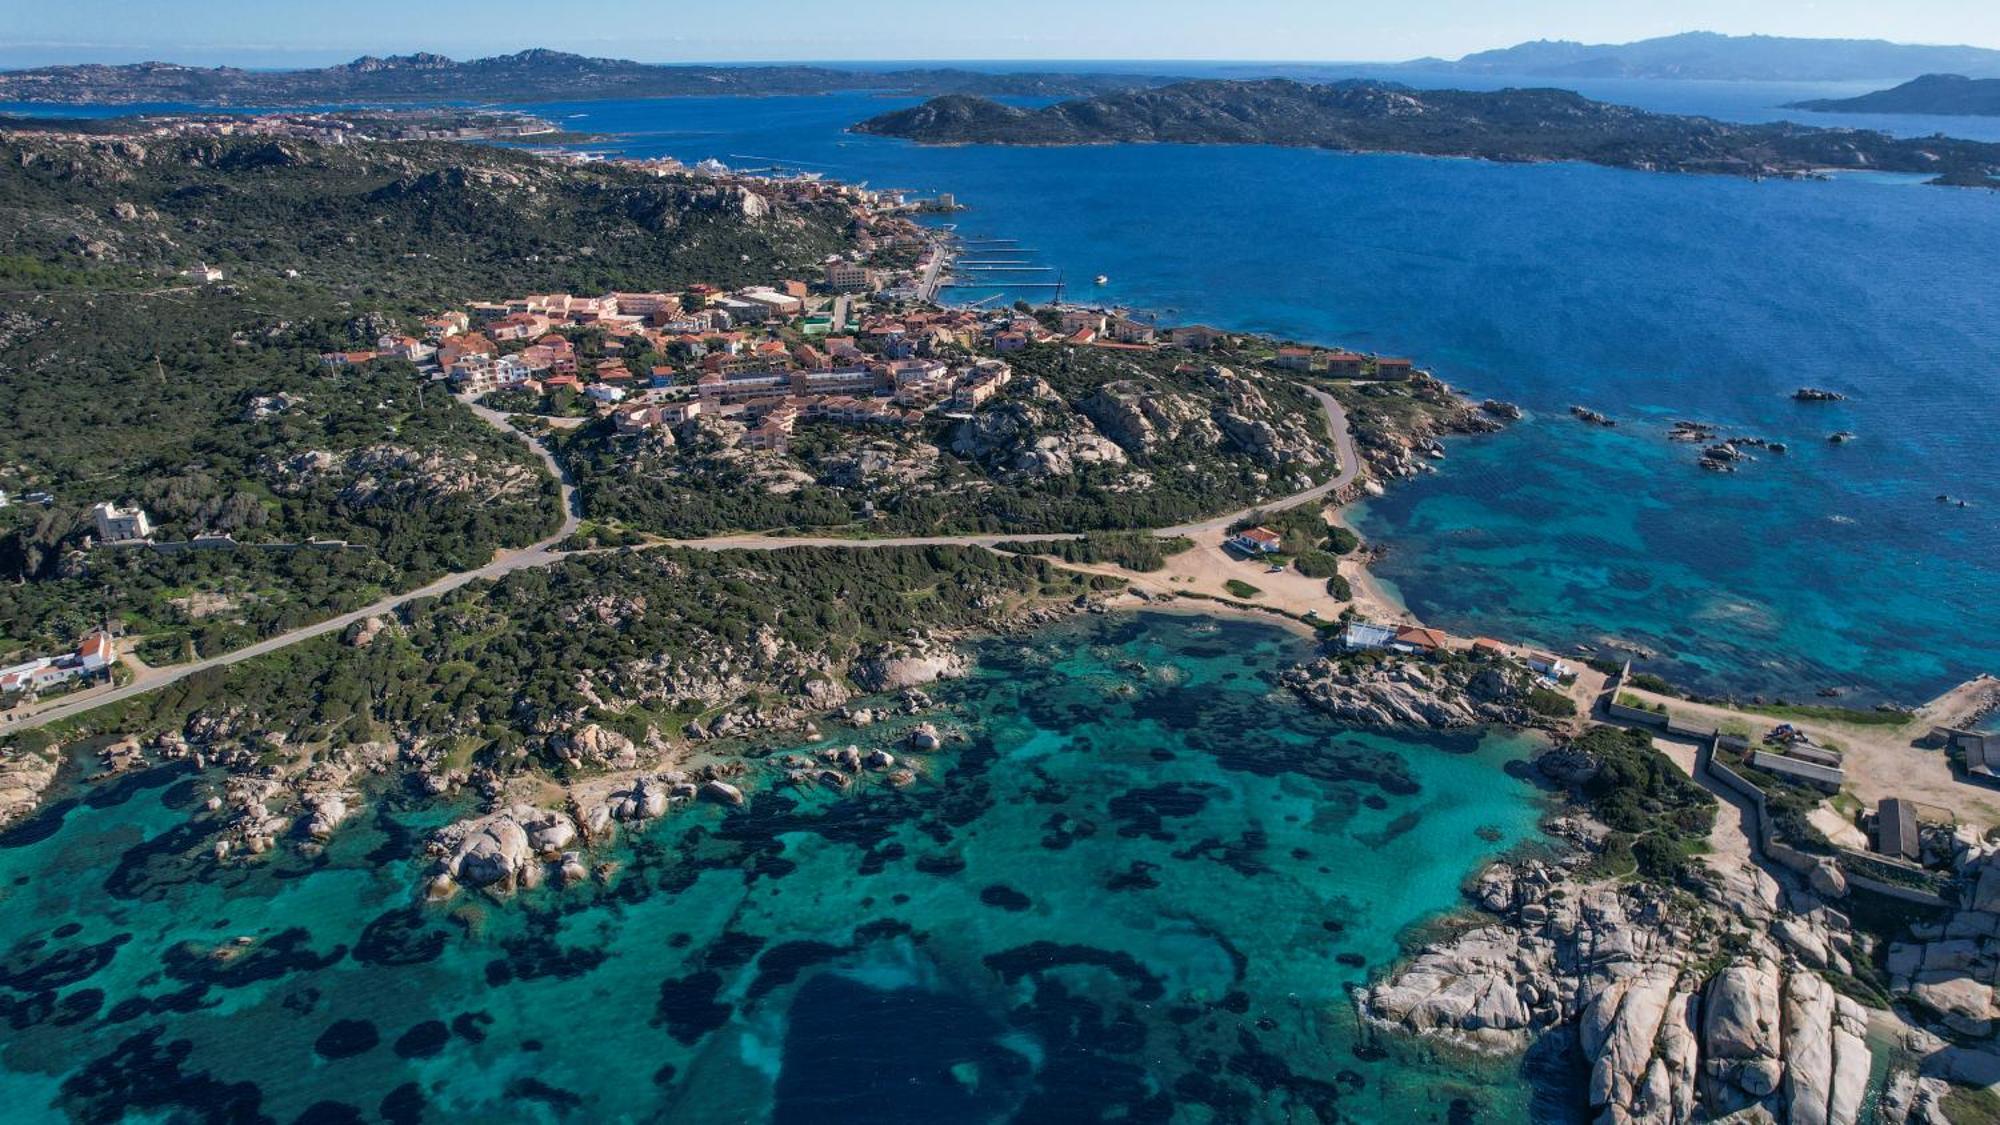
[3, 0, 1998, 67]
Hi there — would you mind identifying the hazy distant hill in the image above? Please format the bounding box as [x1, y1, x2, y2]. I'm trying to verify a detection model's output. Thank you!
[1788, 73, 2000, 116]
[855, 79, 2000, 185]
[1417, 31, 2000, 82]
[0, 49, 1167, 105]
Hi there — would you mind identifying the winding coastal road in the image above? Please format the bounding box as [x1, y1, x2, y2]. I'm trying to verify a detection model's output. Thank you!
[0, 395, 586, 734]
[1, 388, 1354, 734]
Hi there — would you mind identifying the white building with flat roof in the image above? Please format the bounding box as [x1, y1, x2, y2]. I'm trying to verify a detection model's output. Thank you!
[91, 502, 152, 543]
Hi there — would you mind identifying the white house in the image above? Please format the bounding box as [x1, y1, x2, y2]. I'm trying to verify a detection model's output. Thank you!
[1228, 526, 1283, 554]
[91, 502, 152, 543]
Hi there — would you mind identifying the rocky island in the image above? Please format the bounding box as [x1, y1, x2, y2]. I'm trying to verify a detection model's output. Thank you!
[853, 78, 2000, 184]
[1789, 74, 2000, 117]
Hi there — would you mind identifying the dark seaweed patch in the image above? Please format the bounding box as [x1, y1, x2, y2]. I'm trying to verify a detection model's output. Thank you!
[914, 853, 965, 876]
[54, 986, 106, 1026]
[103, 818, 222, 901]
[451, 1010, 493, 1043]
[652, 970, 731, 1045]
[982, 942, 1164, 1003]
[291, 1102, 364, 1125]
[379, 1083, 426, 1125]
[354, 906, 449, 967]
[1039, 812, 1096, 851]
[703, 930, 766, 972]
[747, 941, 844, 1002]
[1170, 830, 1272, 877]
[0, 931, 129, 992]
[485, 910, 606, 985]
[772, 974, 1032, 1125]
[506, 1077, 583, 1111]
[59, 1026, 267, 1125]
[979, 884, 1031, 912]
[84, 762, 194, 811]
[1224, 1026, 1346, 1118]
[1104, 861, 1160, 892]
[163, 928, 344, 988]
[1107, 782, 1218, 841]
[313, 1018, 379, 1060]
[393, 1020, 449, 1059]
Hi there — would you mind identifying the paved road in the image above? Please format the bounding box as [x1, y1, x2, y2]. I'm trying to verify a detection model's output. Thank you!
[2, 389, 1354, 732]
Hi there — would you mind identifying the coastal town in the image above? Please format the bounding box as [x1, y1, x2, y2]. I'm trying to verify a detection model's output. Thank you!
[1, 101, 1999, 1125]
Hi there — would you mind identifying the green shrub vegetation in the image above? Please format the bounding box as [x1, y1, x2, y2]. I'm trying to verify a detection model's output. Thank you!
[1572, 726, 1716, 884]
[0, 131, 850, 656]
[995, 533, 1192, 573]
[1526, 686, 1577, 718]
[1326, 574, 1352, 601]
[20, 546, 1090, 767]
[1224, 579, 1263, 599]
[1292, 550, 1340, 578]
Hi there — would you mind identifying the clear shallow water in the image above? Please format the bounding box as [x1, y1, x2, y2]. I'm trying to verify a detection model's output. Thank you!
[493, 89, 2000, 704]
[0, 613, 1560, 1123]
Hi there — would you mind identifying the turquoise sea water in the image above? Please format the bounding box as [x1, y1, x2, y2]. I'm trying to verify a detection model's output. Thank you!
[0, 612, 1559, 1122]
[469, 87, 2000, 704]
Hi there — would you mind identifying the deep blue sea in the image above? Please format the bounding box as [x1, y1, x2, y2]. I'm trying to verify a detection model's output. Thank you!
[476, 83, 2000, 704]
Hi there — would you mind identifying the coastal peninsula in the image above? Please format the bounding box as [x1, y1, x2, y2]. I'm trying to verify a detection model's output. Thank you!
[1789, 73, 2000, 117]
[3, 110, 2000, 1124]
[853, 78, 2000, 184]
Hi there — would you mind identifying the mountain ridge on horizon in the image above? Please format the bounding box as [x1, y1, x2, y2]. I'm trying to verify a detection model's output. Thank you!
[6, 31, 2000, 105]
[1410, 30, 2000, 81]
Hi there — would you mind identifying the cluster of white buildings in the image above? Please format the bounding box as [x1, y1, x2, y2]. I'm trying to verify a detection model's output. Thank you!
[1, 631, 115, 698]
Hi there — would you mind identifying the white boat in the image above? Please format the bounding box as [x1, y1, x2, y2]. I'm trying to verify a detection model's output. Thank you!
[1094, 275, 1108, 285]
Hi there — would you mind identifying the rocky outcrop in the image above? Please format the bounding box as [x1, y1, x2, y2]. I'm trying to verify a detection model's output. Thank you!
[1078, 380, 1220, 453]
[553, 723, 640, 771]
[1280, 653, 1545, 730]
[851, 633, 970, 693]
[951, 399, 1129, 480]
[263, 442, 541, 509]
[1361, 857, 1879, 1124]
[428, 804, 576, 895]
[0, 748, 59, 830]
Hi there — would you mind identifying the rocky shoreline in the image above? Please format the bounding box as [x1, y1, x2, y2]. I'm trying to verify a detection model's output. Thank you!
[1358, 733, 2000, 1124]
[1280, 650, 1565, 731]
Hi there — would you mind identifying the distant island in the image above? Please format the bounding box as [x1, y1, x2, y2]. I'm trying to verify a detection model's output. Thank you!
[1788, 73, 2000, 117]
[0, 48, 1168, 106]
[1407, 30, 2000, 82]
[854, 79, 2000, 185]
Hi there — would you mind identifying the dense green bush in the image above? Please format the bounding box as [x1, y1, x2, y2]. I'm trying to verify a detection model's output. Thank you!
[1292, 550, 1340, 578]
[996, 533, 1193, 573]
[1574, 725, 1716, 883]
[1526, 686, 1577, 718]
